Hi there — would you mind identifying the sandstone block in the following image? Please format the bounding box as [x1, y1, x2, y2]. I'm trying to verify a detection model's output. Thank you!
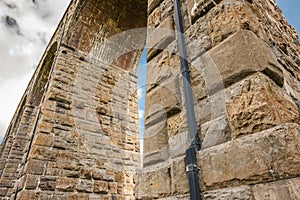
[198, 123, 300, 190]
[144, 120, 168, 154]
[26, 159, 46, 175]
[39, 176, 56, 191]
[200, 30, 284, 92]
[0, 188, 7, 197]
[76, 179, 93, 193]
[143, 146, 169, 167]
[108, 182, 118, 194]
[136, 166, 171, 199]
[167, 112, 183, 138]
[201, 115, 231, 149]
[18, 190, 39, 200]
[186, 0, 222, 22]
[146, 53, 180, 93]
[252, 177, 300, 200]
[147, 15, 175, 61]
[227, 73, 299, 138]
[94, 180, 109, 194]
[148, 7, 161, 27]
[145, 76, 182, 126]
[30, 146, 58, 161]
[206, 2, 266, 46]
[34, 133, 54, 147]
[24, 175, 39, 190]
[68, 193, 89, 200]
[56, 177, 76, 192]
[203, 186, 253, 200]
[171, 158, 189, 195]
[148, 0, 164, 15]
[169, 131, 189, 159]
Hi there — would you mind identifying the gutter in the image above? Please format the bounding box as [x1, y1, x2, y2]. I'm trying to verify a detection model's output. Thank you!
[173, 0, 201, 199]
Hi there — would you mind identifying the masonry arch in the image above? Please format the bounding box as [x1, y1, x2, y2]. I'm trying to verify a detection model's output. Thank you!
[29, 42, 58, 106]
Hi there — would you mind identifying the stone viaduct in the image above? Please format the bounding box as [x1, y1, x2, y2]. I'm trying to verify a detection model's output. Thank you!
[0, 0, 299, 199]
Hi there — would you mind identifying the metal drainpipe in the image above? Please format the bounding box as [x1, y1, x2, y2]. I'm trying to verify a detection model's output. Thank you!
[173, 0, 201, 200]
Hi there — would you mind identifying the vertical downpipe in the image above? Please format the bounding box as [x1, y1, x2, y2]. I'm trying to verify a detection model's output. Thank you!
[173, 0, 201, 200]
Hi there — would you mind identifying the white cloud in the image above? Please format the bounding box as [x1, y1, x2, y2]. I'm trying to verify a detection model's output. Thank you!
[0, 0, 70, 138]
[137, 87, 145, 99]
[138, 109, 144, 120]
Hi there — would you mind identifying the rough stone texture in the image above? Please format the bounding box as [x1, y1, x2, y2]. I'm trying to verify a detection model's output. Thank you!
[198, 123, 300, 190]
[0, 0, 300, 199]
[203, 186, 253, 200]
[203, 30, 284, 91]
[0, 0, 146, 199]
[226, 73, 299, 138]
[203, 177, 300, 200]
[142, 0, 300, 199]
[252, 177, 300, 200]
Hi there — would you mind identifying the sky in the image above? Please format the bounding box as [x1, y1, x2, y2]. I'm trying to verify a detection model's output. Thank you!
[0, 0, 70, 140]
[277, 0, 300, 33]
[0, 0, 299, 142]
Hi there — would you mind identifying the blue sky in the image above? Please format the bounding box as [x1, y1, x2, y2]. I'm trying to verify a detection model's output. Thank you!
[137, 49, 147, 138]
[277, 0, 300, 34]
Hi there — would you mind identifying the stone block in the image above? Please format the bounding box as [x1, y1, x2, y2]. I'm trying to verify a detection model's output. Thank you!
[207, 2, 266, 46]
[169, 131, 189, 158]
[186, 0, 222, 22]
[26, 159, 46, 175]
[39, 176, 56, 191]
[171, 158, 189, 195]
[167, 112, 184, 138]
[18, 190, 39, 200]
[195, 90, 227, 124]
[0, 188, 7, 197]
[136, 166, 171, 199]
[201, 115, 231, 149]
[34, 133, 54, 147]
[68, 193, 89, 200]
[76, 179, 93, 193]
[148, 7, 161, 28]
[148, 0, 164, 14]
[198, 123, 300, 190]
[199, 30, 284, 93]
[226, 73, 299, 138]
[252, 177, 300, 200]
[160, 0, 173, 22]
[94, 180, 109, 194]
[56, 177, 76, 192]
[203, 186, 253, 200]
[108, 182, 118, 194]
[24, 175, 39, 190]
[147, 15, 175, 61]
[146, 52, 180, 93]
[30, 146, 58, 161]
[145, 76, 182, 126]
[144, 120, 168, 154]
[143, 146, 169, 167]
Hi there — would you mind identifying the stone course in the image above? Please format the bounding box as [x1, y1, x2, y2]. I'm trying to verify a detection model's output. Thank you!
[0, 0, 299, 199]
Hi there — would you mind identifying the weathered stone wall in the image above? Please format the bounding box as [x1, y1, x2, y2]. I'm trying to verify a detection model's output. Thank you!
[0, 0, 147, 199]
[0, 0, 299, 199]
[138, 0, 300, 199]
